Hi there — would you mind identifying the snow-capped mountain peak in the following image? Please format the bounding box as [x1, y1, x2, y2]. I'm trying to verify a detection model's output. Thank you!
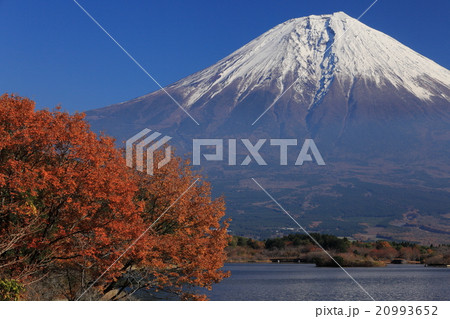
[165, 11, 449, 107]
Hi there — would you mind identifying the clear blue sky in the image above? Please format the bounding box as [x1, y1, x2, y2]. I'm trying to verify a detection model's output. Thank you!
[1, 0, 448, 113]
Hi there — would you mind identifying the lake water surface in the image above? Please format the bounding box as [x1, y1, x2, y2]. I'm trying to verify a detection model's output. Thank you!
[206, 263, 450, 301]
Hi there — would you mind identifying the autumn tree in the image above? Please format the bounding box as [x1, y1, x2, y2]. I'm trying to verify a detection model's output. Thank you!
[398, 246, 421, 261]
[0, 94, 229, 300]
[102, 152, 230, 300]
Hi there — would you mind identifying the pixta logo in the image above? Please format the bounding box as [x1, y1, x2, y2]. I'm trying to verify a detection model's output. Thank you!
[126, 129, 172, 175]
[193, 139, 325, 166]
[126, 129, 325, 174]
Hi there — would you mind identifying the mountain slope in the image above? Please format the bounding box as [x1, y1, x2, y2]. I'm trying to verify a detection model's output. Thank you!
[172, 11, 448, 109]
[86, 12, 450, 243]
[88, 12, 449, 137]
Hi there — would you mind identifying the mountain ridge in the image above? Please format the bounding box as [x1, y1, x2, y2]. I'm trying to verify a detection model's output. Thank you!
[86, 12, 450, 243]
[87, 11, 450, 142]
[99, 11, 449, 113]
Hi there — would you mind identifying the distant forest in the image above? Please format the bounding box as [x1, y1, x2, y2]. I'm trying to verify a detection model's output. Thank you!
[227, 233, 450, 267]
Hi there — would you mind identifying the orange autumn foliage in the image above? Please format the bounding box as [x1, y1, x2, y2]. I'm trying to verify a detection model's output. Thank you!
[126, 155, 230, 300]
[0, 94, 229, 300]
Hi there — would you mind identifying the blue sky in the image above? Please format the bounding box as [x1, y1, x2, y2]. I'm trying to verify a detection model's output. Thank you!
[0, 0, 448, 113]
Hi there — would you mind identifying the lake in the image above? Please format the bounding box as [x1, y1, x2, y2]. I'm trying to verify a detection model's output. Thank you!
[205, 263, 450, 301]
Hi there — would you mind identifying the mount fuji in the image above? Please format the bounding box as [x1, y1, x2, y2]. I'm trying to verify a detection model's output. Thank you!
[86, 12, 450, 243]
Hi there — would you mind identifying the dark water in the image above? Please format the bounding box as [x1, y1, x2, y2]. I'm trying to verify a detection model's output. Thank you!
[206, 263, 450, 301]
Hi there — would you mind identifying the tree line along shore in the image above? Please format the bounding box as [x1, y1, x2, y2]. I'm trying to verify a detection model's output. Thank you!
[226, 233, 450, 267]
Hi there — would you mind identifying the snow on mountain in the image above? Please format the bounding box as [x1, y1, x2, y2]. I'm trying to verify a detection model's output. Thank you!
[152, 11, 449, 109]
[88, 11, 450, 142]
